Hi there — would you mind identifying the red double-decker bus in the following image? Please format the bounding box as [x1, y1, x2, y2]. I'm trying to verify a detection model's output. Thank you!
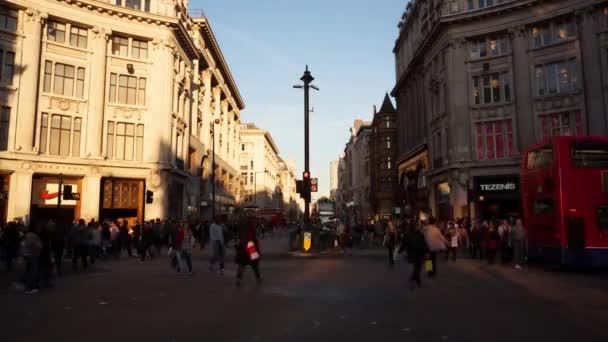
[521, 136, 608, 267]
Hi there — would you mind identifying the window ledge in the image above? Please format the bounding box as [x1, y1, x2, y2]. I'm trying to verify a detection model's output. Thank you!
[529, 37, 578, 52]
[108, 103, 147, 110]
[43, 93, 88, 103]
[110, 54, 152, 65]
[44, 39, 90, 54]
[534, 90, 581, 101]
[467, 53, 511, 63]
[470, 101, 514, 109]
[0, 28, 20, 37]
[0, 84, 17, 91]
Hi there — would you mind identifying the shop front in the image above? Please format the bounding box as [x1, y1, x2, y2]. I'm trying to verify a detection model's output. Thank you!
[397, 147, 430, 219]
[473, 175, 521, 221]
[100, 178, 144, 226]
[30, 175, 82, 226]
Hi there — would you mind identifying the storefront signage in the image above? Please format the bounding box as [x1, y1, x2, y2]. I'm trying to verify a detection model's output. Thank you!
[475, 176, 520, 194]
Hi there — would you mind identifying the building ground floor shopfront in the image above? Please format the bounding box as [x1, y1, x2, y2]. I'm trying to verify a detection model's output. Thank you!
[0, 158, 193, 225]
[426, 162, 522, 223]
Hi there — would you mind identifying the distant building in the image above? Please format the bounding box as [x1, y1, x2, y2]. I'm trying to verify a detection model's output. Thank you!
[329, 160, 338, 201]
[393, 0, 608, 221]
[336, 120, 372, 224]
[370, 94, 398, 220]
[239, 123, 282, 210]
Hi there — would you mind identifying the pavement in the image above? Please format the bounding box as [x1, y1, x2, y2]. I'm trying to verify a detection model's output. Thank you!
[1, 235, 608, 342]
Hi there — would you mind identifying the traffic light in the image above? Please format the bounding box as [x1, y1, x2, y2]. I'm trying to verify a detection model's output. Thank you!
[296, 180, 303, 195]
[146, 190, 154, 204]
[311, 178, 318, 192]
[302, 171, 311, 201]
[62, 185, 73, 200]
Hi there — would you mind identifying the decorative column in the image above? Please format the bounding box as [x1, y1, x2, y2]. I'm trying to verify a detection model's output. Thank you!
[149, 38, 176, 164]
[15, 9, 46, 153]
[7, 168, 33, 223]
[509, 26, 534, 149]
[85, 27, 109, 159]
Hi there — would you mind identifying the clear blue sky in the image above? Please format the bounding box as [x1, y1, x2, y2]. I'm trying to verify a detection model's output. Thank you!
[190, 0, 405, 199]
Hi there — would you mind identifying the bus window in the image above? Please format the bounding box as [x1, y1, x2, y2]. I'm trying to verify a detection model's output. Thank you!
[598, 206, 608, 230]
[571, 142, 608, 168]
[527, 146, 553, 169]
[534, 199, 553, 214]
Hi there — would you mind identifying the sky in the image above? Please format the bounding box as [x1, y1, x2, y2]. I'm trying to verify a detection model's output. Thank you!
[190, 0, 406, 199]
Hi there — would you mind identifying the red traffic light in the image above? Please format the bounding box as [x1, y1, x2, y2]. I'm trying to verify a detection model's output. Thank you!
[303, 171, 310, 179]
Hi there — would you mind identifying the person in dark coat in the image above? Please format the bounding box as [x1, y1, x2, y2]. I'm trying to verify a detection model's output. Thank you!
[120, 220, 133, 257]
[400, 222, 429, 290]
[2, 221, 19, 272]
[38, 221, 54, 288]
[235, 214, 262, 287]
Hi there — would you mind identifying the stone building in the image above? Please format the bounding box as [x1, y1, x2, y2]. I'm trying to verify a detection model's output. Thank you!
[0, 0, 244, 225]
[370, 94, 398, 220]
[239, 123, 282, 210]
[335, 120, 372, 224]
[392, 0, 608, 221]
[329, 159, 338, 201]
[278, 158, 302, 222]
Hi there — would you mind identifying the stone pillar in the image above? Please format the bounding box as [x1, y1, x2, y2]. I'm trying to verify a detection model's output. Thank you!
[446, 40, 471, 161]
[85, 27, 109, 158]
[510, 26, 535, 149]
[80, 174, 101, 221]
[148, 38, 175, 164]
[201, 70, 212, 147]
[7, 170, 33, 223]
[578, 9, 607, 135]
[15, 9, 46, 153]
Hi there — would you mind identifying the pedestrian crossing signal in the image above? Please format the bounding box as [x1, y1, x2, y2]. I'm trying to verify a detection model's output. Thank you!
[146, 190, 154, 204]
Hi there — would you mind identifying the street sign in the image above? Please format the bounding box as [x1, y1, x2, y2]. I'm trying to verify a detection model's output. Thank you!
[303, 232, 312, 252]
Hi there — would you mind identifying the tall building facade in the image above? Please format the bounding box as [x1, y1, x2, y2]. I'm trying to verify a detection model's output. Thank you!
[239, 123, 282, 209]
[393, 0, 608, 221]
[370, 94, 398, 220]
[335, 120, 372, 224]
[278, 158, 302, 222]
[329, 159, 338, 201]
[0, 0, 244, 225]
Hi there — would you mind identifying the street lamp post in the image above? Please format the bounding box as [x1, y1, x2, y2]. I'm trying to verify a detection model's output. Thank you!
[294, 66, 318, 224]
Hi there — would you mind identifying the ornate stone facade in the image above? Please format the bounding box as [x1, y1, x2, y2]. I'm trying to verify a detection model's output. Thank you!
[393, 0, 608, 220]
[0, 0, 244, 223]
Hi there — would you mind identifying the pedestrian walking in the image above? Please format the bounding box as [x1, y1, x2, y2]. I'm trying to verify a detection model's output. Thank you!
[21, 227, 42, 294]
[88, 220, 101, 265]
[422, 217, 447, 277]
[120, 220, 133, 257]
[469, 223, 481, 259]
[70, 219, 88, 270]
[109, 220, 120, 259]
[400, 222, 428, 290]
[446, 224, 458, 261]
[50, 220, 66, 276]
[2, 221, 19, 272]
[38, 221, 54, 288]
[175, 222, 193, 274]
[209, 217, 225, 274]
[385, 221, 397, 267]
[487, 222, 500, 265]
[512, 218, 527, 269]
[235, 214, 262, 287]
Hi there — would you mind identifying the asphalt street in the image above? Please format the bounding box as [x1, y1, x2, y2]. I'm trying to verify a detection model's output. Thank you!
[1, 236, 608, 342]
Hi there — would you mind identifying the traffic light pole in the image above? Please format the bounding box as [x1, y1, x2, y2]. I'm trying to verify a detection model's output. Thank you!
[299, 66, 315, 224]
[57, 173, 63, 209]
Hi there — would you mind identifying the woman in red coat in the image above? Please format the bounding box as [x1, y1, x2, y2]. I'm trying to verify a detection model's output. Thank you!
[235, 214, 262, 287]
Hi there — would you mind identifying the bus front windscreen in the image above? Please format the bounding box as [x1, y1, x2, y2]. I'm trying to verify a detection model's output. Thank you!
[571, 142, 608, 168]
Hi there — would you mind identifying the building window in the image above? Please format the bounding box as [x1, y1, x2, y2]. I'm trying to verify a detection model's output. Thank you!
[0, 49, 15, 85]
[242, 172, 248, 185]
[125, 0, 141, 10]
[0, 8, 17, 32]
[131, 40, 148, 59]
[535, 59, 578, 96]
[387, 157, 392, 170]
[44, 62, 85, 98]
[539, 111, 583, 141]
[0, 106, 9, 151]
[250, 160, 254, 169]
[241, 144, 245, 151]
[532, 19, 577, 48]
[106, 121, 144, 161]
[250, 173, 254, 184]
[42, 115, 73, 156]
[109, 74, 146, 106]
[112, 36, 129, 57]
[475, 119, 514, 160]
[467, 0, 497, 11]
[70, 26, 88, 49]
[47, 21, 66, 43]
[469, 36, 510, 59]
[472, 72, 511, 105]
[432, 130, 442, 166]
[387, 136, 391, 149]
[385, 117, 390, 128]
[604, 7, 608, 29]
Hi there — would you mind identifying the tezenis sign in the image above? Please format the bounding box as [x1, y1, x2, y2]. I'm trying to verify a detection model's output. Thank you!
[475, 175, 520, 194]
